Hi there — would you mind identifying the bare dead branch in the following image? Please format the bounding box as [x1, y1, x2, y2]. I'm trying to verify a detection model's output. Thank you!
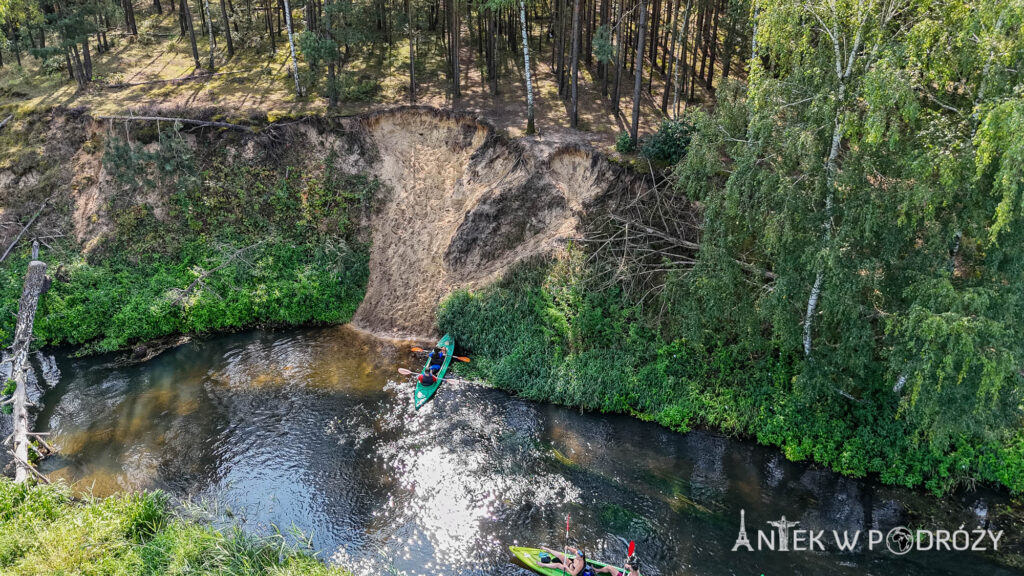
[96, 114, 251, 131]
[169, 241, 265, 306]
[0, 196, 53, 265]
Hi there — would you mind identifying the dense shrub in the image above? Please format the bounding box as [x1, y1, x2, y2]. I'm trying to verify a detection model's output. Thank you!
[615, 132, 634, 154]
[0, 129, 374, 354]
[640, 119, 693, 165]
[438, 255, 1024, 496]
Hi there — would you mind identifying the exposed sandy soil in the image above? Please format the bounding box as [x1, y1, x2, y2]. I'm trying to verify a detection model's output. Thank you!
[0, 106, 638, 340]
[351, 107, 630, 338]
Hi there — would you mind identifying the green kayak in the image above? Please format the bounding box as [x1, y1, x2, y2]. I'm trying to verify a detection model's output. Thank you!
[413, 333, 454, 409]
[510, 546, 640, 576]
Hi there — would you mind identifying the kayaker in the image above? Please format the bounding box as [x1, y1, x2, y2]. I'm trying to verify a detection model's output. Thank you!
[417, 372, 438, 387]
[427, 346, 447, 375]
[541, 546, 588, 576]
[594, 554, 640, 576]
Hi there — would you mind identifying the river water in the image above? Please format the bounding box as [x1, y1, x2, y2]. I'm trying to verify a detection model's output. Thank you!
[30, 326, 1022, 576]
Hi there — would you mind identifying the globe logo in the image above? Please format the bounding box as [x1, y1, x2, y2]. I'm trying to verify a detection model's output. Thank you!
[886, 526, 914, 555]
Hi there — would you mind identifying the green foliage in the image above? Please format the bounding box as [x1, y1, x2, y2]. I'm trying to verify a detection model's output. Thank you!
[640, 119, 692, 165]
[593, 24, 614, 64]
[0, 130, 374, 354]
[335, 74, 381, 102]
[439, 245, 1024, 494]
[2, 379, 14, 413]
[0, 478, 349, 575]
[615, 132, 634, 154]
[660, 0, 1024, 492]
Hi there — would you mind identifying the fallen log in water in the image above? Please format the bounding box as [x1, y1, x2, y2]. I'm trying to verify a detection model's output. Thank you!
[4, 242, 50, 483]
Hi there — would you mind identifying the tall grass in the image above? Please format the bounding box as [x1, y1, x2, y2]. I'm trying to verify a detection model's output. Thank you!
[0, 479, 348, 575]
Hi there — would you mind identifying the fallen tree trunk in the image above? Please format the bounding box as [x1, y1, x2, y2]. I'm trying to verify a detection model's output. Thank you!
[6, 243, 49, 483]
[103, 69, 246, 89]
[96, 114, 251, 131]
[0, 115, 12, 131]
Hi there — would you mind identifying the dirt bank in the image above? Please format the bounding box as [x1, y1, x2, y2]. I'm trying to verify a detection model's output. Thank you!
[352, 107, 628, 338]
[0, 106, 637, 342]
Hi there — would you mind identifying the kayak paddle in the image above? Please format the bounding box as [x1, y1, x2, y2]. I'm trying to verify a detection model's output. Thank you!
[563, 513, 570, 576]
[410, 347, 470, 362]
[398, 368, 416, 376]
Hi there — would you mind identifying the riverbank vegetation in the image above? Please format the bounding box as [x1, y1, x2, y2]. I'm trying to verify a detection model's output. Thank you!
[0, 478, 348, 575]
[441, 0, 1024, 496]
[0, 118, 376, 354]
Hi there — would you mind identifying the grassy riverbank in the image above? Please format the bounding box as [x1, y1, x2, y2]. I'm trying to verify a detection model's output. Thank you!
[0, 478, 347, 575]
[438, 254, 1024, 496]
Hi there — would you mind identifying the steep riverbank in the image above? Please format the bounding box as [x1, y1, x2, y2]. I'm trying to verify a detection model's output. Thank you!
[0, 106, 631, 350]
[437, 255, 1024, 497]
[2, 104, 1022, 503]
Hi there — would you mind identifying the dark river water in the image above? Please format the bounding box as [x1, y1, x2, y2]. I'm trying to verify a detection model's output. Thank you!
[26, 326, 1023, 575]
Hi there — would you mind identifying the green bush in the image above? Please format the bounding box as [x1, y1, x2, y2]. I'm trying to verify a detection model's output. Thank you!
[615, 132, 635, 154]
[640, 119, 693, 165]
[438, 254, 1024, 496]
[0, 130, 374, 354]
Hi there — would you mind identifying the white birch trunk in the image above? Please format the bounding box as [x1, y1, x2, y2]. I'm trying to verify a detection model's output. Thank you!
[204, 0, 216, 70]
[802, 2, 865, 357]
[282, 0, 302, 96]
[519, 0, 535, 134]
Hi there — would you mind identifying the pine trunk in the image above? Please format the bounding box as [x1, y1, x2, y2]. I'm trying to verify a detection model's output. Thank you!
[660, 0, 679, 112]
[629, 0, 646, 145]
[220, 0, 234, 56]
[611, 0, 624, 114]
[672, 0, 691, 115]
[183, 0, 201, 69]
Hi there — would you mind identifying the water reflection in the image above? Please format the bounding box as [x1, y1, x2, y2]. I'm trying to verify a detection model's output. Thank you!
[33, 326, 1022, 576]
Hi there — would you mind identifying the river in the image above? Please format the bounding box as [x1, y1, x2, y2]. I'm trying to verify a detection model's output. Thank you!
[30, 326, 1022, 576]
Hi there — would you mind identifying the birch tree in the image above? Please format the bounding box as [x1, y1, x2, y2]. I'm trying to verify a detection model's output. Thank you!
[282, 0, 302, 95]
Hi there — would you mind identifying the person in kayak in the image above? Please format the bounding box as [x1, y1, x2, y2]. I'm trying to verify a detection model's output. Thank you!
[427, 346, 447, 375]
[594, 554, 640, 576]
[417, 372, 438, 387]
[541, 546, 588, 576]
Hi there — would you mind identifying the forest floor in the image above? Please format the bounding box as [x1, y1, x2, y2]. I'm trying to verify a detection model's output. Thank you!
[0, 9, 722, 151]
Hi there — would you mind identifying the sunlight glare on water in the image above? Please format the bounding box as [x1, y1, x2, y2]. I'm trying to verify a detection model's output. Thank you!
[32, 325, 1023, 576]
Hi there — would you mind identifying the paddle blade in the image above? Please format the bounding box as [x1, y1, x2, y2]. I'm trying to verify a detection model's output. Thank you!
[410, 347, 425, 353]
[453, 356, 471, 363]
[398, 368, 416, 376]
[628, 540, 635, 557]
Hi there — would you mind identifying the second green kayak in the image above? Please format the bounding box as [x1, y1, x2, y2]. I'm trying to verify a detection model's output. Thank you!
[413, 333, 454, 409]
[510, 546, 640, 576]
